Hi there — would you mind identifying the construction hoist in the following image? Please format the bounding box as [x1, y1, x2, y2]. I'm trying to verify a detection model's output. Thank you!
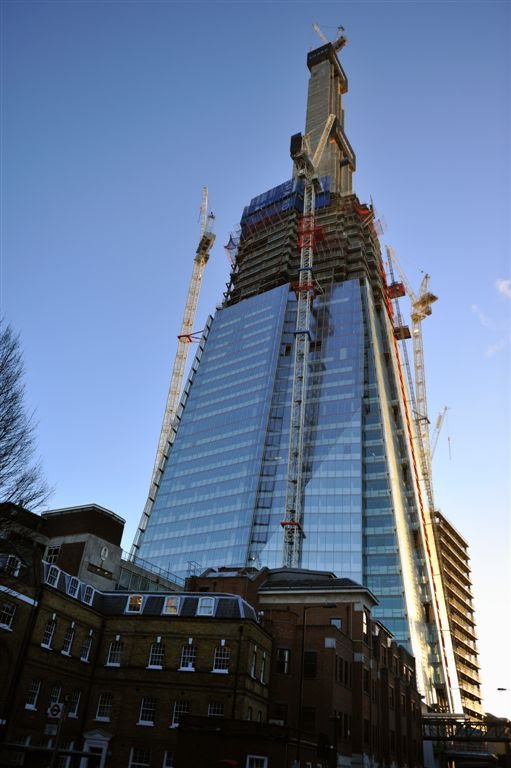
[281, 114, 336, 568]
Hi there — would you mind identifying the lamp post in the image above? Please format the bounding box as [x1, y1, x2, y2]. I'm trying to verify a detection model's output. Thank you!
[296, 602, 338, 768]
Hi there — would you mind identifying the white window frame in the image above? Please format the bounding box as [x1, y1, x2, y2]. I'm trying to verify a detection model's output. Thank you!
[137, 696, 156, 726]
[61, 625, 75, 656]
[106, 639, 122, 667]
[196, 596, 215, 616]
[162, 751, 174, 768]
[45, 545, 60, 564]
[41, 618, 56, 649]
[126, 594, 144, 614]
[179, 642, 196, 671]
[82, 585, 94, 605]
[25, 680, 41, 710]
[207, 701, 224, 718]
[161, 596, 180, 615]
[46, 565, 60, 587]
[246, 757, 268, 768]
[0, 600, 16, 630]
[128, 747, 150, 768]
[4, 554, 22, 577]
[212, 643, 230, 673]
[67, 689, 81, 718]
[49, 684, 62, 705]
[80, 633, 93, 662]
[67, 577, 80, 598]
[259, 652, 266, 683]
[95, 693, 113, 721]
[171, 699, 189, 727]
[147, 641, 164, 669]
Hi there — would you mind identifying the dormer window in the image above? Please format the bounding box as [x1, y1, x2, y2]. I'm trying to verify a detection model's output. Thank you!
[46, 565, 60, 587]
[197, 597, 215, 616]
[126, 594, 143, 613]
[82, 585, 94, 605]
[67, 577, 80, 598]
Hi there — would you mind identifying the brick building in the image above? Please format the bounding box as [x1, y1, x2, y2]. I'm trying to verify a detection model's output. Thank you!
[1, 503, 423, 768]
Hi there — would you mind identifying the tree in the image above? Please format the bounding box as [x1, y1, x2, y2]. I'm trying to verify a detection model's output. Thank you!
[0, 319, 52, 509]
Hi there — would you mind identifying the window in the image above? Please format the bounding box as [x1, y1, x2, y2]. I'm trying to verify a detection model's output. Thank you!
[212, 643, 230, 672]
[197, 596, 215, 616]
[129, 748, 150, 768]
[45, 546, 60, 564]
[162, 752, 174, 768]
[250, 647, 257, 678]
[127, 594, 143, 613]
[61, 625, 75, 655]
[67, 577, 80, 598]
[67, 689, 80, 718]
[3, 554, 21, 576]
[0, 600, 16, 629]
[208, 701, 224, 717]
[106, 639, 123, 666]
[148, 640, 165, 668]
[49, 685, 62, 705]
[330, 617, 342, 630]
[138, 697, 156, 725]
[276, 648, 290, 674]
[80, 633, 93, 662]
[46, 565, 60, 587]
[82, 585, 94, 605]
[363, 610, 369, 643]
[171, 699, 189, 727]
[179, 641, 196, 671]
[303, 650, 317, 678]
[271, 702, 287, 724]
[25, 680, 41, 709]
[260, 652, 266, 683]
[58, 741, 73, 768]
[162, 596, 180, 615]
[247, 706, 253, 721]
[41, 618, 56, 648]
[301, 706, 316, 733]
[96, 693, 113, 721]
[246, 756, 268, 768]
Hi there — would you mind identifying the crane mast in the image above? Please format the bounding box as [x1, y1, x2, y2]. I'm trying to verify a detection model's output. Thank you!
[387, 246, 438, 509]
[131, 188, 215, 556]
[282, 114, 336, 568]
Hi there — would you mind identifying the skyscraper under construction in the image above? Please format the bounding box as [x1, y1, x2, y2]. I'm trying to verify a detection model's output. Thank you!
[135, 35, 481, 714]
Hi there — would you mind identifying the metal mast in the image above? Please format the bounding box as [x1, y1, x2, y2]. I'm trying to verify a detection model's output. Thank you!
[281, 113, 336, 568]
[131, 188, 215, 556]
[387, 246, 438, 508]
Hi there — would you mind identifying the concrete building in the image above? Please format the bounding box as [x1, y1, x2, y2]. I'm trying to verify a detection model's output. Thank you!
[432, 513, 483, 718]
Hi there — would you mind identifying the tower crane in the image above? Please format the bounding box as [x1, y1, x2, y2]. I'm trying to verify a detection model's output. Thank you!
[386, 246, 438, 509]
[312, 21, 348, 52]
[281, 112, 336, 568]
[131, 188, 215, 557]
[431, 405, 449, 460]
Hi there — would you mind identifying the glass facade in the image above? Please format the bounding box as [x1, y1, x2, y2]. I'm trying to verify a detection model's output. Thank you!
[138, 277, 422, 650]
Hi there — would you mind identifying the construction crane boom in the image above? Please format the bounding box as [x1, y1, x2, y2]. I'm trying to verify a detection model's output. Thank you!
[131, 188, 215, 556]
[282, 113, 336, 568]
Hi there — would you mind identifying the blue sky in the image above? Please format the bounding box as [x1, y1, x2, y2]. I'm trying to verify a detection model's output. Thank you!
[1, 1, 509, 716]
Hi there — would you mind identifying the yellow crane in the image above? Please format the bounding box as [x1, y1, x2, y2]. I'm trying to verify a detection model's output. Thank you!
[131, 188, 215, 556]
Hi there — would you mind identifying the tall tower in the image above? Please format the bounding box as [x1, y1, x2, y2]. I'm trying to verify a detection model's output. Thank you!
[135, 39, 468, 712]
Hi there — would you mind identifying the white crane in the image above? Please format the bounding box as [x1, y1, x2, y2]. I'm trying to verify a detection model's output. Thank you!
[281, 113, 336, 568]
[131, 188, 215, 556]
[386, 246, 438, 507]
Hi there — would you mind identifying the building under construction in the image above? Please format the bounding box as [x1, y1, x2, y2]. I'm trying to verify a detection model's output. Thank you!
[134, 35, 482, 716]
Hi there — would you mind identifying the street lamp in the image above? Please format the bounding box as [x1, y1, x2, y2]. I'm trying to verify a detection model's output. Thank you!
[296, 602, 338, 768]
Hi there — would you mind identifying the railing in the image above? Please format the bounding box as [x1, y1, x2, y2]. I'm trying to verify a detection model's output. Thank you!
[120, 550, 184, 587]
